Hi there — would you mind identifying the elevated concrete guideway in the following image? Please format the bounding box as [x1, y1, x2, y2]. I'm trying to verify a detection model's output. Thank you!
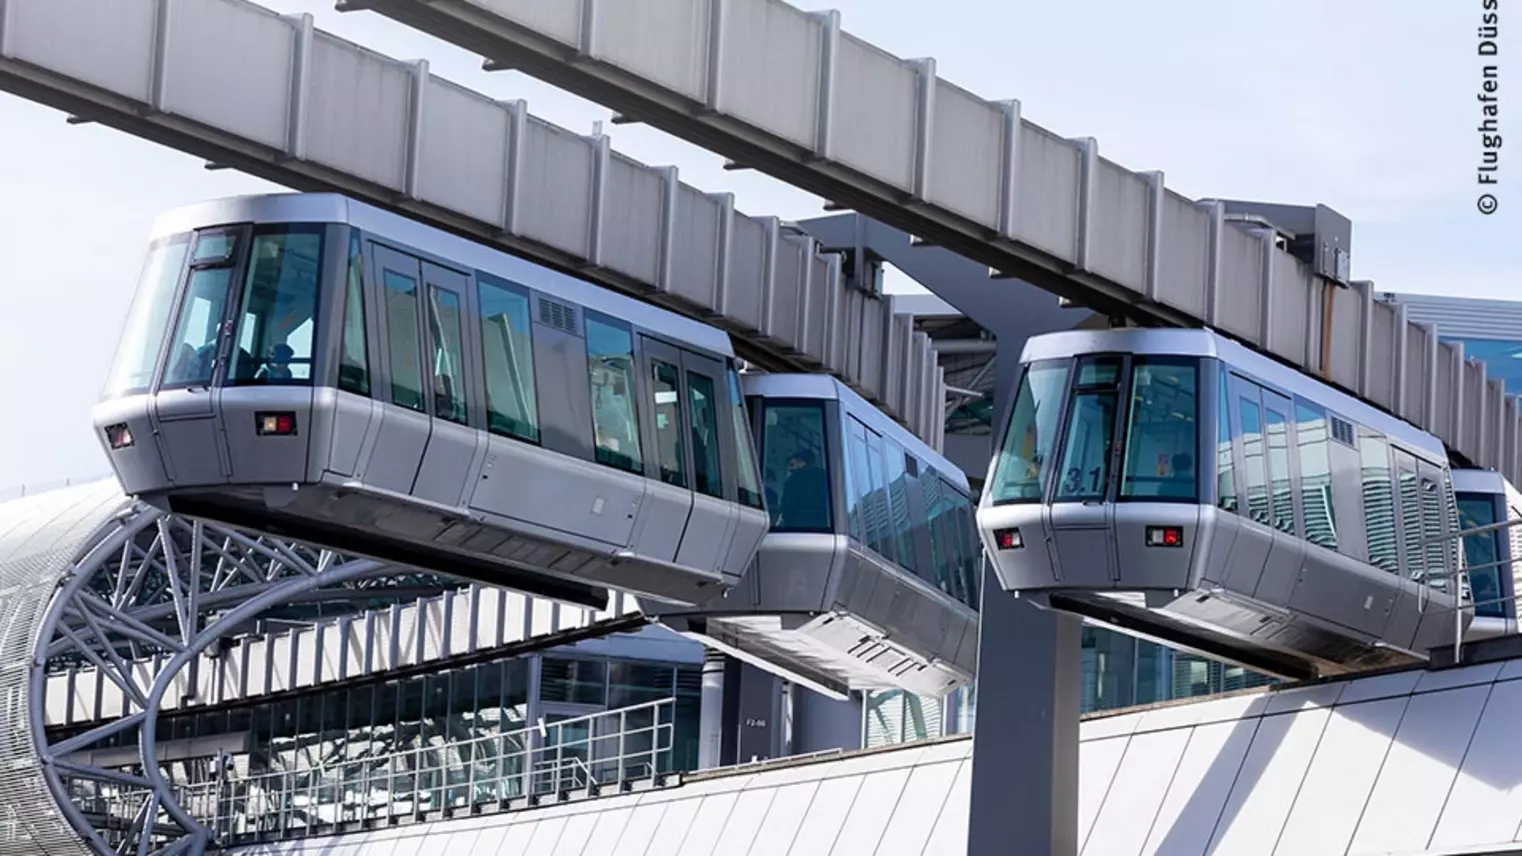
[357, 0, 1522, 486]
[0, 0, 944, 443]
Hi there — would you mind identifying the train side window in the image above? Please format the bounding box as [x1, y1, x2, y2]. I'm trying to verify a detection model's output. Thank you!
[161, 267, 234, 388]
[1238, 396, 1271, 526]
[338, 234, 370, 397]
[1119, 359, 1198, 501]
[427, 286, 467, 425]
[865, 432, 897, 562]
[1216, 370, 1237, 512]
[842, 418, 870, 540]
[1420, 469, 1449, 590]
[105, 235, 190, 396]
[650, 359, 687, 488]
[1294, 401, 1338, 549]
[884, 441, 917, 572]
[762, 402, 832, 533]
[382, 269, 425, 412]
[686, 371, 724, 499]
[1264, 408, 1296, 535]
[1457, 492, 1504, 616]
[585, 315, 642, 473]
[1395, 454, 1424, 582]
[921, 472, 947, 588]
[990, 360, 1070, 504]
[230, 227, 323, 385]
[1359, 435, 1399, 573]
[726, 371, 764, 509]
[476, 274, 538, 443]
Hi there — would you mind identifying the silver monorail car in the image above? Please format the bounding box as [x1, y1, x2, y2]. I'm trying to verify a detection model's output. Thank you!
[93, 194, 770, 608]
[978, 328, 1472, 679]
[644, 374, 981, 697]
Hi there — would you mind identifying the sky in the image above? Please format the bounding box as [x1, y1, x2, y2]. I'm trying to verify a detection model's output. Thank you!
[0, 0, 1514, 489]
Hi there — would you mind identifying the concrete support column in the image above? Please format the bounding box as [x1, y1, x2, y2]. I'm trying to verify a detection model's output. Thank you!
[965, 571, 1083, 856]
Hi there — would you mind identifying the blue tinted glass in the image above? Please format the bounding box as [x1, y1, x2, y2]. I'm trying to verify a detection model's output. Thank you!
[762, 402, 831, 533]
[586, 315, 641, 472]
[1458, 494, 1505, 617]
[477, 275, 538, 442]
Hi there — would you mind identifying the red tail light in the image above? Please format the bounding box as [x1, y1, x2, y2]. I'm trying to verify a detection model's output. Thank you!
[256, 412, 297, 436]
[104, 423, 134, 450]
[1146, 526, 1184, 548]
[994, 527, 1023, 550]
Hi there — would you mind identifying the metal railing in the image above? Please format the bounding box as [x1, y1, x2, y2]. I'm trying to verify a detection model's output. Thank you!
[63, 698, 678, 847]
[1414, 515, 1522, 659]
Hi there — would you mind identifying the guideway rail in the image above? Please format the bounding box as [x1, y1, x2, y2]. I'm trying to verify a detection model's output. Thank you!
[355, 0, 1522, 486]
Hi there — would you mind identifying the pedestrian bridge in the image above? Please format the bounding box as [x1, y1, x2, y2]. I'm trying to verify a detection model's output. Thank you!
[231, 648, 1522, 856]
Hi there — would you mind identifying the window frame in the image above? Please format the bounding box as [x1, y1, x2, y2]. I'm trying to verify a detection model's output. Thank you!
[759, 397, 835, 535]
[585, 311, 644, 475]
[225, 222, 328, 389]
[155, 225, 250, 393]
[474, 271, 540, 445]
[988, 358, 1075, 506]
[1116, 355, 1202, 504]
[425, 283, 469, 426]
[337, 231, 371, 398]
[685, 369, 725, 500]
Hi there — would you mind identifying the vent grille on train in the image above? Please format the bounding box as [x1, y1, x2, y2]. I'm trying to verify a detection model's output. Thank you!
[1329, 415, 1355, 447]
[536, 296, 579, 336]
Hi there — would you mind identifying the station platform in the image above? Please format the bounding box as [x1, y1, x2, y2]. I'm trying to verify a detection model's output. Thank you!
[230, 639, 1522, 856]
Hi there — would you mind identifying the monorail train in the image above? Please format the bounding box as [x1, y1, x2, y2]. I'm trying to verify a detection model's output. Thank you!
[643, 374, 982, 697]
[1453, 468, 1522, 640]
[978, 327, 1473, 680]
[92, 194, 770, 608]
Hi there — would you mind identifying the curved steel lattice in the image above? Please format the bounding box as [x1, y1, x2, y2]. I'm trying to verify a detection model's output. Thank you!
[0, 479, 450, 856]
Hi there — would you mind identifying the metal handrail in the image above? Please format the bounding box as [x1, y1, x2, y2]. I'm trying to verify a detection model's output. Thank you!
[61, 697, 679, 846]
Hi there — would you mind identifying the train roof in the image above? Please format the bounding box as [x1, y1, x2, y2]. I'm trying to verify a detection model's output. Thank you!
[1022, 327, 1447, 460]
[742, 373, 969, 493]
[149, 193, 736, 358]
[1453, 468, 1522, 506]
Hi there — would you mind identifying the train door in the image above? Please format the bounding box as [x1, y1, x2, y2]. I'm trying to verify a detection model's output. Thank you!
[674, 350, 739, 574]
[412, 262, 485, 507]
[149, 226, 246, 487]
[1219, 374, 1273, 598]
[631, 336, 695, 563]
[1253, 387, 1305, 606]
[1042, 355, 1120, 589]
[361, 245, 432, 495]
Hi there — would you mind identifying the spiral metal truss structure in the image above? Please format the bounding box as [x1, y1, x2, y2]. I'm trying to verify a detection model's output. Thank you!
[0, 479, 471, 856]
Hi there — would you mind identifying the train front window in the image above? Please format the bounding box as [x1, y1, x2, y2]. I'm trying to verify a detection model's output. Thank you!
[1457, 494, 1505, 618]
[161, 266, 234, 389]
[230, 227, 324, 386]
[761, 401, 831, 533]
[1053, 357, 1122, 503]
[103, 235, 190, 397]
[989, 359, 1069, 504]
[1118, 359, 1198, 502]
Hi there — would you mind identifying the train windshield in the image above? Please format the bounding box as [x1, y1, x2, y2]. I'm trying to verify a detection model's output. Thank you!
[102, 235, 191, 397]
[103, 225, 326, 396]
[990, 355, 1200, 504]
[1457, 493, 1506, 618]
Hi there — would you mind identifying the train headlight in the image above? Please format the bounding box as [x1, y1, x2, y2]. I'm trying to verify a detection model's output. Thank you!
[994, 527, 1023, 550]
[104, 423, 134, 450]
[1146, 526, 1184, 548]
[256, 412, 298, 437]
